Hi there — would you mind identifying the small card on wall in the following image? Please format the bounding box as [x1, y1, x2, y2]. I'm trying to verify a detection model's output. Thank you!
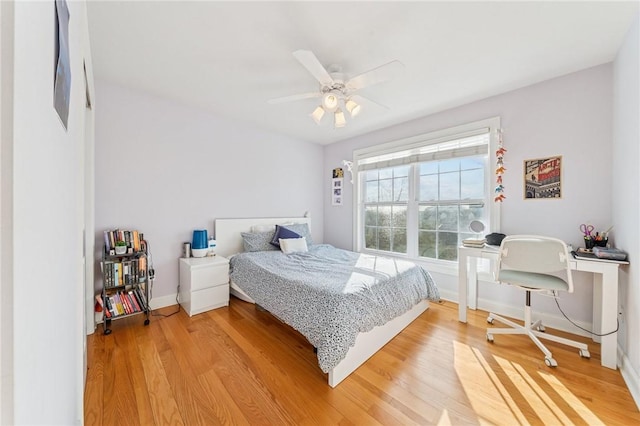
[332, 168, 343, 206]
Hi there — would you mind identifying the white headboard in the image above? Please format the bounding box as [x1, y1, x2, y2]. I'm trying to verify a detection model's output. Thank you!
[214, 216, 311, 258]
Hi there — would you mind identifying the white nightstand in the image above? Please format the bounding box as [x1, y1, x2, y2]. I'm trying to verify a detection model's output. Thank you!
[179, 255, 229, 316]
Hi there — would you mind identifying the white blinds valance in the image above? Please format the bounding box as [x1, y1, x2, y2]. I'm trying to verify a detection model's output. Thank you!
[357, 128, 490, 171]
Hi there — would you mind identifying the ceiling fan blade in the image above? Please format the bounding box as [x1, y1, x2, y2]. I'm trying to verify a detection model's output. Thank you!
[351, 94, 389, 110]
[346, 60, 405, 91]
[293, 50, 334, 87]
[267, 92, 321, 105]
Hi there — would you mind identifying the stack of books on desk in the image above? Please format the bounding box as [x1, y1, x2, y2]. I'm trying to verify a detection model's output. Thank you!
[462, 238, 486, 248]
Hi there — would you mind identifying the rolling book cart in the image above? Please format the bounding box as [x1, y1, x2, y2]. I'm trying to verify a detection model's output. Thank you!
[100, 229, 151, 335]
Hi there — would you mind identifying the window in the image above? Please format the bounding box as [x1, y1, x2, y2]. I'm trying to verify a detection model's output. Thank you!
[354, 117, 500, 265]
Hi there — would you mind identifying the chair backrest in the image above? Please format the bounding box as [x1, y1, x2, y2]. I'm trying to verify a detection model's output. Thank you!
[496, 235, 573, 292]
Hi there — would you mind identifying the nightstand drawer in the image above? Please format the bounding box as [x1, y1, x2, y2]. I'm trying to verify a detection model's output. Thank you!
[190, 263, 229, 291]
[189, 285, 229, 316]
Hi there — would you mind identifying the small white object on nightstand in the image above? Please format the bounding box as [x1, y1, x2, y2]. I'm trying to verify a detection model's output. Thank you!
[179, 256, 229, 316]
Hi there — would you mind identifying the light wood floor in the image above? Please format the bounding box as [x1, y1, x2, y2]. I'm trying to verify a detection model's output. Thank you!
[84, 298, 639, 425]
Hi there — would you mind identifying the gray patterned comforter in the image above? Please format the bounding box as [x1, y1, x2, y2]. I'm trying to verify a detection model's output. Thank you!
[229, 244, 440, 373]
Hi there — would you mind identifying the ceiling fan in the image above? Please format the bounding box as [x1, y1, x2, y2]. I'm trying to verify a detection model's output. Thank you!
[268, 50, 404, 129]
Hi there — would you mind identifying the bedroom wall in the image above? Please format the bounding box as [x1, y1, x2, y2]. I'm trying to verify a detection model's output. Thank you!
[612, 15, 640, 407]
[323, 64, 613, 330]
[3, 1, 94, 423]
[94, 80, 324, 310]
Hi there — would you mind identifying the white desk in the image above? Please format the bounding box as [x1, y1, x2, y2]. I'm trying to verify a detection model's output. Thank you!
[458, 245, 626, 370]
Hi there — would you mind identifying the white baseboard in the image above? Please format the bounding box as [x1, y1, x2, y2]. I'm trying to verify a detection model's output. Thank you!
[437, 289, 593, 338]
[149, 292, 178, 310]
[619, 346, 640, 410]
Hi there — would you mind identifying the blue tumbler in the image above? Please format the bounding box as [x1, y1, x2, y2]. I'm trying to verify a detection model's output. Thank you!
[192, 229, 208, 249]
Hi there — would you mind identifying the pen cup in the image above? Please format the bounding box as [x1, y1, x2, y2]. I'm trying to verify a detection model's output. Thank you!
[584, 236, 595, 249]
[594, 237, 608, 247]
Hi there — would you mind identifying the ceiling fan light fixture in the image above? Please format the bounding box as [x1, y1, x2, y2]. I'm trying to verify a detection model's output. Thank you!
[334, 108, 346, 128]
[322, 92, 339, 111]
[345, 99, 361, 117]
[310, 105, 325, 125]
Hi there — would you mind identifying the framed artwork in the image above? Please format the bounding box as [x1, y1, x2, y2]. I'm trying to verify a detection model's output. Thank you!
[524, 156, 562, 199]
[332, 168, 343, 206]
[332, 178, 343, 205]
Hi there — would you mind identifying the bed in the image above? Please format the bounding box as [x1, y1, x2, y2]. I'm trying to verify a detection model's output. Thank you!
[214, 216, 440, 387]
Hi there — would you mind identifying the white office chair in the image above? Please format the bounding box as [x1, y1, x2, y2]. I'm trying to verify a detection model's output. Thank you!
[486, 235, 590, 367]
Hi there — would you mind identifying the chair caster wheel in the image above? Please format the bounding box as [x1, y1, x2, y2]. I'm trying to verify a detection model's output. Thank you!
[103, 328, 112, 335]
[545, 357, 558, 367]
[487, 316, 494, 324]
[486, 333, 494, 343]
[144, 319, 150, 326]
[579, 349, 591, 359]
[537, 325, 546, 332]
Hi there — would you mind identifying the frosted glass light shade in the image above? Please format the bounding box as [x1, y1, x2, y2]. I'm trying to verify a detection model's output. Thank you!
[345, 99, 361, 117]
[323, 93, 339, 111]
[310, 105, 325, 124]
[334, 109, 346, 128]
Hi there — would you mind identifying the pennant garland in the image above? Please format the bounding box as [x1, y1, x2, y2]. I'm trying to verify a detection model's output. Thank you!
[495, 128, 506, 202]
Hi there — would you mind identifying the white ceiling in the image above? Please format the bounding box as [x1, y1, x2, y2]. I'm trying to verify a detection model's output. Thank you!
[87, 1, 638, 145]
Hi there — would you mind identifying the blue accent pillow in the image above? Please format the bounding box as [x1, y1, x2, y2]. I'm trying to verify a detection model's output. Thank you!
[270, 225, 302, 247]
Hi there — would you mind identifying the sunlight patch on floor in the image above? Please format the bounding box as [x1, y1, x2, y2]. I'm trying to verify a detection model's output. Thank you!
[538, 371, 605, 426]
[453, 341, 525, 425]
[494, 356, 571, 424]
[454, 341, 604, 425]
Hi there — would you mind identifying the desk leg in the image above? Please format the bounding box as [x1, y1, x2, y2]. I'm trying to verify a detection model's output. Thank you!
[458, 251, 468, 323]
[594, 267, 618, 369]
[469, 257, 478, 311]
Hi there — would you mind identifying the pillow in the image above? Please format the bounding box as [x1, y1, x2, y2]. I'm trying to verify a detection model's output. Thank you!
[241, 231, 279, 252]
[270, 225, 302, 248]
[251, 224, 275, 233]
[280, 237, 308, 254]
[280, 223, 314, 245]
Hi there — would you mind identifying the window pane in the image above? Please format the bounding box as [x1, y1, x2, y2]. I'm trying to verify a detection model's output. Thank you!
[365, 227, 377, 249]
[438, 206, 459, 231]
[365, 206, 377, 226]
[392, 206, 407, 227]
[438, 231, 458, 261]
[460, 157, 484, 171]
[440, 171, 460, 200]
[392, 228, 407, 254]
[365, 181, 379, 202]
[419, 205, 436, 230]
[419, 231, 436, 258]
[378, 228, 391, 251]
[365, 170, 378, 181]
[459, 205, 484, 233]
[394, 165, 409, 178]
[420, 162, 438, 175]
[419, 174, 438, 201]
[439, 159, 459, 173]
[379, 206, 391, 226]
[379, 179, 393, 202]
[394, 177, 409, 202]
[379, 168, 393, 180]
[461, 169, 484, 199]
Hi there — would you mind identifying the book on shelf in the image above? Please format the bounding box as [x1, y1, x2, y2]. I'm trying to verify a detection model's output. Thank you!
[103, 228, 143, 254]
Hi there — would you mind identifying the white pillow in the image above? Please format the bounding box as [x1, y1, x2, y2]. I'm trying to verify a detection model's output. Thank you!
[279, 237, 308, 254]
[251, 224, 275, 233]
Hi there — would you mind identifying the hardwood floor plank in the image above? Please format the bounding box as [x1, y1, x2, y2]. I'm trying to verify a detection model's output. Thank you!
[85, 299, 640, 426]
[83, 329, 104, 426]
[136, 322, 185, 425]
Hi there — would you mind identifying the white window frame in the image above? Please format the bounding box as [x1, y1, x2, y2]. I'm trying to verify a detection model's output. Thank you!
[352, 117, 501, 275]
